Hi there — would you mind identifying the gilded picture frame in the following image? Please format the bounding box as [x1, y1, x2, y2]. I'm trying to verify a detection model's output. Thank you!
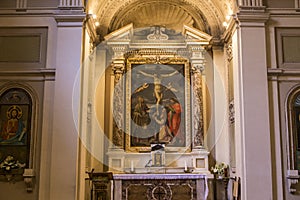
[125, 56, 191, 152]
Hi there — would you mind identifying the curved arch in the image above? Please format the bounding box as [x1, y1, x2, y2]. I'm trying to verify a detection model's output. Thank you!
[285, 84, 300, 170]
[89, 0, 238, 38]
[108, 1, 211, 34]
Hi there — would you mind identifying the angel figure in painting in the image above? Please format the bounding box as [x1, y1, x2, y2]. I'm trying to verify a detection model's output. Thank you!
[0, 105, 27, 144]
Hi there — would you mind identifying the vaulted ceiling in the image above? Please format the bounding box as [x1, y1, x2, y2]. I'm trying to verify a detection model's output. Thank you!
[87, 0, 237, 39]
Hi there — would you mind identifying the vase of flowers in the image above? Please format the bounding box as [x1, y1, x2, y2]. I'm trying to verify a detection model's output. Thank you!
[0, 155, 25, 181]
[211, 162, 228, 179]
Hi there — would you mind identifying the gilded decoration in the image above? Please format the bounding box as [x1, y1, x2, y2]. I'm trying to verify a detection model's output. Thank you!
[122, 50, 192, 152]
[225, 43, 233, 62]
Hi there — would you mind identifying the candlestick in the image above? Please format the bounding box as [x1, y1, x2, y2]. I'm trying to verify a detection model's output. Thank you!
[131, 160, 134, 172]
[184, 161, 187, 171]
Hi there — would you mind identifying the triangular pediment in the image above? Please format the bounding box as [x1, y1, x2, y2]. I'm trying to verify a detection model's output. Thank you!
[183, 25, 212, 45]
[104, 24, 212, 48]
[104, 23, 133, 41]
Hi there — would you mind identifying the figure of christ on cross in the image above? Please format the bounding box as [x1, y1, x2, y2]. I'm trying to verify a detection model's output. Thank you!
[138, 65, 178, 105]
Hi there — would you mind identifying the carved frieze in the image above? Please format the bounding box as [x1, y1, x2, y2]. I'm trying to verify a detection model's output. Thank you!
[147, 26, 169, 41]
[225, 43, 233, 62]
[229, 100, 235, 124]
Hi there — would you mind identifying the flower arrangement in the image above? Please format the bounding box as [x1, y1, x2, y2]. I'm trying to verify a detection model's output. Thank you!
[211, 162, 228, 177]
[0, 155, 25, 172]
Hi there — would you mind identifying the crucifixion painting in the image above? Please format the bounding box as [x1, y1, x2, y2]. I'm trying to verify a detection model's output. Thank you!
[130, 64, 186, 147]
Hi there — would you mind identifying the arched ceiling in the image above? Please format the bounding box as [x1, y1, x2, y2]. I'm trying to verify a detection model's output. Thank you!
[87, 0, 237, 39]
[109, 1, 210, 34]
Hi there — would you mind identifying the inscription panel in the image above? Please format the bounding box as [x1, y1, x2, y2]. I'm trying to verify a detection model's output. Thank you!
[276, 28, 300, 68]
[0, 27, 47, 68]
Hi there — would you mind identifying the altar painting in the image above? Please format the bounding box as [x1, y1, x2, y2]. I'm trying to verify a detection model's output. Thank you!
[127, 63, 189, 150]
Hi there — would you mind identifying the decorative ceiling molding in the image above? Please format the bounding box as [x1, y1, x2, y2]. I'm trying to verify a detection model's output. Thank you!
[109, 1, 204, 33]
[87, 0, 238, 39]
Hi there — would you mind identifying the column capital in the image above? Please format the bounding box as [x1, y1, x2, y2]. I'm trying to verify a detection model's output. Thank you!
[111, 45, 128, 60]
[188, 45, 206, 60]
[191, 63, 205, 75]
[234, 11, 270, 27]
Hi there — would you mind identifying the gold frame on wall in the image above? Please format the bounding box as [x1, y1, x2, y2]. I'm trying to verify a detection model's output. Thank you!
[124, 54, 192, 153]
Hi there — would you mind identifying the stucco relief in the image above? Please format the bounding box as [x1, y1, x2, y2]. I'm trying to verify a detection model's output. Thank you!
[90, 0, 236, 38]
[225, 43, 233, 62]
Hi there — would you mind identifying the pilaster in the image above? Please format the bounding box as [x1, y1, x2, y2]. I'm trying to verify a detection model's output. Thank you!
[50, 18, 84, 200]
[233, 10, 272, 200]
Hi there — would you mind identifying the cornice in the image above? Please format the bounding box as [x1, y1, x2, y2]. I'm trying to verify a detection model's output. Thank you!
[0, 9, 86, 27]
[54, 10, 85, 26]
[85, 15, 100, 46]
[221, 17, 236, 43]
[0, 68, 56, 81]
[268, 68, 300, 76]
[234, 11, 270, 27]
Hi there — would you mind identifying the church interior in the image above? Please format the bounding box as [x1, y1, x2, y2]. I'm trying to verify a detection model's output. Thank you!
[0, 0, 300, 199]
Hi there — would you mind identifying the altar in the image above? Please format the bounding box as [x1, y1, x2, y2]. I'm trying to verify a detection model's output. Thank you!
[113, 173, 209, 200]
[82, 24, 214, 200]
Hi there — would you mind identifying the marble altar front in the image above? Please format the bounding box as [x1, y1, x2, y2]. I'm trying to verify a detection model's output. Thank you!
[113, 173, 209, 200]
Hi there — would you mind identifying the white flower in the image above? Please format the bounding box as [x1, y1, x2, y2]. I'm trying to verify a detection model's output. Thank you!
[0, 155, 25, 171]
[211, 162, 228, 176]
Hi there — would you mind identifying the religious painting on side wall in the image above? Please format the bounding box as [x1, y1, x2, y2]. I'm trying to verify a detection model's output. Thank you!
[0, 88, 32, 168]
[125, 62, 191, 152]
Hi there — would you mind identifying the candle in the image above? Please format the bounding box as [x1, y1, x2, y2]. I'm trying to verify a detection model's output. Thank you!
[131, 160, 134, 172]
[184, 161, 187, 171]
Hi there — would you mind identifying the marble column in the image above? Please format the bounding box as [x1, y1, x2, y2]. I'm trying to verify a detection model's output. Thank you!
[191, 64, 205, 148]
[188, 46, 211, 173]
[189, 46, 206, 149]
[110, 45, 127, 149]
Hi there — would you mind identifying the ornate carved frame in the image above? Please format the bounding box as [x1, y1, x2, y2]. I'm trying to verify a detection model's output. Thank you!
[123, 51, 193, 153]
